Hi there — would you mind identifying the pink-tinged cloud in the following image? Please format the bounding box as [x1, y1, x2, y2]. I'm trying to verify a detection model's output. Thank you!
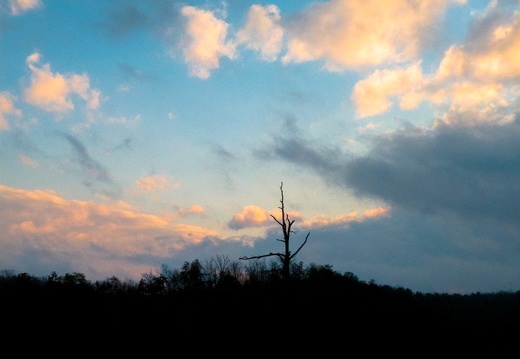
[302, 206, 390, 228]
[177, 205, 205, 217]
[228, 204, 315, 230]
[352, 62, 424, 118]
[0, 92, 21, 130]
[436, 28, 520, 82]
[228, 205, 270, 230]
[0, 184, 218, 278]
[19, 154, 38, 168]
[24, 53, 101, 113]
[352, 7, 520, 125]
[136, 175, 178, 192]
[363, 207, 390, 218]
[180, 6, 236, 79]
[8, 0, 42, 15]
[236, 4, 283, 62]
[282, 0, 461, 71]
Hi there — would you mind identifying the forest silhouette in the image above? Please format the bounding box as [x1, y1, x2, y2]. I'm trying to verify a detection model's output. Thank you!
[2, 258, 520, 342]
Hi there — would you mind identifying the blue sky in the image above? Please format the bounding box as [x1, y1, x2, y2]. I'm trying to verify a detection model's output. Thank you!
[1, 0, 519, 294]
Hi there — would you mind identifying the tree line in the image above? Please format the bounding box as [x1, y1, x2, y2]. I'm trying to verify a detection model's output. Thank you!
[2, 256, 520, 350]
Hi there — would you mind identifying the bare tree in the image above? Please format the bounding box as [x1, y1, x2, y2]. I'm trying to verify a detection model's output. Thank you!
[239, 182, 310, 280]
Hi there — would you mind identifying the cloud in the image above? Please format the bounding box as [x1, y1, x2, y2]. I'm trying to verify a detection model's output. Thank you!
[0, 91, 21, 130]
[281, 0, 462, 71]
[351, 3, 520, 123]
[8, 0, 42, 15]
[118, 63, 148, 80]
[301, 207, 389, 228]
[437, 6, 520, 79]
[19, 154, 38, 168]
[100, 1, 177, 38]
[136, 174, 180, 192]
[60, 132, 122, 199]
[102, 3, 152, 37]
[24, 53, 101, 113]
[352, 62, 424, 118]
[228, 205, 271, 230]
[286, 206, 520, 294]
[255, 117, 344, 174]
[0, 184, 219, 280]
[179, 5, 236, 79]
[262, 119, 520, 231]
[344, 122, 520, 226]
[236, 4, 283, 61]
[463, 0, 520, 76]
[228, 202, 307, 231]
[177, 205, 205, 217]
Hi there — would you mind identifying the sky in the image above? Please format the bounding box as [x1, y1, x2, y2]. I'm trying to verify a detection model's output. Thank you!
[1, 0, 519, 294]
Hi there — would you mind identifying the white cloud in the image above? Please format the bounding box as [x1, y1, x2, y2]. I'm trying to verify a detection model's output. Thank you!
[236, 4, 283, 62]
[9, 0, 42, 15]
[179, 6, 236, 79]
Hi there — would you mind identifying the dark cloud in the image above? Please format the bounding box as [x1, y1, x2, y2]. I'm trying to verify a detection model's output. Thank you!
[60, 132, 122, 198]
[99, 0, 180, 38]
[118, 64, 148, 80]
[291, 209, 520, 293]
[260, 119, 520, 228]
[254, 116, 344, 174]
[111, 138, 133, 152]
[211, 143, 236, 163]
[343, 122, 520, 227]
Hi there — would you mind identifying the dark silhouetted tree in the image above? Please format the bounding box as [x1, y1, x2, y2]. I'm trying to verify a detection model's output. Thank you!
[239, 182, 310, 280]
[180, 259, 204, 290]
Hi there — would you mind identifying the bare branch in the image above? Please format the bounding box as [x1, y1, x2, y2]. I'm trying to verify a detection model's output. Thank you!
[270, 214, 283, 226]
[239, 252, 281, 260]
[289, 232, 310, 260]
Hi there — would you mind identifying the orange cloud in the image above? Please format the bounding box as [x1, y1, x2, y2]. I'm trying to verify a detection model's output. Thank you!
[24, 52, 101, 113]
[352, 62, 423, 118]
[177, 205, 206, 217]
[282, 0, 459, 70]
[136, 175, 177, 192]
[302, 206, 390, 227]
[352, 8, 520, 125]
[363, 207, 390, 218]
[180, 6, 236, 79]
[0, 92, 21, 130]
[0, 184, 218, 258]
[228, 204, 387, 231]
[228, 205, 271, 230]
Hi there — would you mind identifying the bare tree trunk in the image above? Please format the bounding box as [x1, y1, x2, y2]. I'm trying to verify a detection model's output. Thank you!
[239, 182, 309, 280]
